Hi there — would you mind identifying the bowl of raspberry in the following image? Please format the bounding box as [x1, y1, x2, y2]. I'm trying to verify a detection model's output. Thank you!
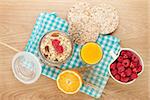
[39, 30, 73, 67]
[109, 48, 144, 84]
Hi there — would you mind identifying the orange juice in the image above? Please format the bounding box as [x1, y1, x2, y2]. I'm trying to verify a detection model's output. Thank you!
[80, 42, 103, 65]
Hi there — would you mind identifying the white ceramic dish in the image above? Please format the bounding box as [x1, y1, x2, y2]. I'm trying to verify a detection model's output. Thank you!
[108, 48, 144, 85]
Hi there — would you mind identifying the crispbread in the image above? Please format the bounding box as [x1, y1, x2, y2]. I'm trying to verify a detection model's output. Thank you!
[68, 2, 100, 45]
[90, 4, 119, 34]
[67, 2, 119, 45]
[67, 2, 90, 24]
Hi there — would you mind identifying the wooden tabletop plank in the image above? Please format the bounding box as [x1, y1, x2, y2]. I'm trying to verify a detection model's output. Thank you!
[0, 0, 149, 100]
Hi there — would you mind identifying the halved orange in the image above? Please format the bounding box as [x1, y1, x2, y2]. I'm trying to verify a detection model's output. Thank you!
[56, 70, 82, 94]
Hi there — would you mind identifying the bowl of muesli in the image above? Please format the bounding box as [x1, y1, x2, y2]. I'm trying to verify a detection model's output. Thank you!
[39, 30, 73, 67]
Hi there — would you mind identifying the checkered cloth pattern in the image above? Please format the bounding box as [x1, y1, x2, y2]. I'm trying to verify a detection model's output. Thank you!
[24, 12, 121, 98]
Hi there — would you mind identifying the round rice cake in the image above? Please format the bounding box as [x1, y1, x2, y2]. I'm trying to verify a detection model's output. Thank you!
[68, 19, 100, 45]
[67, 2, 119, 45]
[68, 2, 100, 45]
[67, 2, 90, 24]
[90, 4, 119, 34]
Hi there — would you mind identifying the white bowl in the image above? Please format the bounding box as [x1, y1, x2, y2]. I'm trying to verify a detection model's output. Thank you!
[108, 48, 144, 85]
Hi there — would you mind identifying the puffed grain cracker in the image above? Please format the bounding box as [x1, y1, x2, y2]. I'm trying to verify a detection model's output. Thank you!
[67, 2, 119, 45]
[90, 4, 119, 34]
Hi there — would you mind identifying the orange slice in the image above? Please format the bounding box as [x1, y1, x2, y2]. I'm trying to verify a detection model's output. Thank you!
[56, 70, 82, 94]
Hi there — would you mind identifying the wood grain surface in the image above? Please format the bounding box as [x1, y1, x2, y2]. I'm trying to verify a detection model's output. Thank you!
[0, 0, 149, 100]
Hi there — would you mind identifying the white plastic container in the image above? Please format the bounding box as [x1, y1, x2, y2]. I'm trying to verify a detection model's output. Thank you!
[12, 51, 41, 84]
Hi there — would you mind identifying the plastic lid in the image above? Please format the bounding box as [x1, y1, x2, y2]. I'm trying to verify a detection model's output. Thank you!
[12, 51, 41, 84]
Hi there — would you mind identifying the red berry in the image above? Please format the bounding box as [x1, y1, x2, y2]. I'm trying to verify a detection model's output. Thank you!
[117, 62, 122, 68]
[114, 74, 121, 80]
[110, 62, 117, 70]
[126, 51, 133, 57]
[111, 69, 118, 76]
[121, 72, 126, 77]
[130, 62, 138, 68]
[137, 65, 142, 73]
[55, 46, 64, 53]
[132, 54, 139, 62]
[117, 66, 125, 73]
[123, 54, 128, 59]
[122, 59, 130, 67]
[132, 68, 137, 73]
[118, 70, 122, 75]
[117, 56, 123, 62]
[52, 39, 60, 47]
[125, 68, 132, 76]
[129, 77, 133, 81]
[121, 50, 127, 56]
[131, 73, 138, 79]
[120, 77, 129, 83]
[134, 62, 138, 66]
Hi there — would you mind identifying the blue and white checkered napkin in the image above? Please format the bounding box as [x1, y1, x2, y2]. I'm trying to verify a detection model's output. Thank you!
[25, 12, 121, 98]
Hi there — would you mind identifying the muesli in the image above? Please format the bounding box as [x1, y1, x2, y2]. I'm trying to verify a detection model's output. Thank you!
[39, 31, 72, 65]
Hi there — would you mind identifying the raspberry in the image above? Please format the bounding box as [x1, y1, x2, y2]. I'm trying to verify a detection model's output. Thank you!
[122, 59, 130, 67]
[55, 45, 64, 53]
[117, 56, 123, 62]
[130, 62, 138, 68]
[129, 77, 133, 81]
[123, 54, 128, 59]
[125, 68, 132, 76]
[132, 54, 139, 62]
[131, 73, 138, 79]
[120, 77, 129, 83]
[52, 39, 60, 47]
[121, 72, 126, 77]
[126, 51, 133, 57]
[132, 68, 137, 73]
[52, 39, 64, 53]
[111, 69, 118, 76]
[118, 70, 122, 75]
[121, 50, 127, 56]
[134, 62, 138, 66]
[117, 66, 125, 73]
[117, 62, 122, 68]
[137, 65, 142, 73]
[114, 74, 121, 80]
[110, 62, 117, 70]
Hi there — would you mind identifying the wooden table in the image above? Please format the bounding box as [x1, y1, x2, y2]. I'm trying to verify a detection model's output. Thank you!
[0, 0, 149, 100]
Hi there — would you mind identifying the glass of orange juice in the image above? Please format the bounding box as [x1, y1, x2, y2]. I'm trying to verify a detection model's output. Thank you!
[80, 42, 103, 65]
